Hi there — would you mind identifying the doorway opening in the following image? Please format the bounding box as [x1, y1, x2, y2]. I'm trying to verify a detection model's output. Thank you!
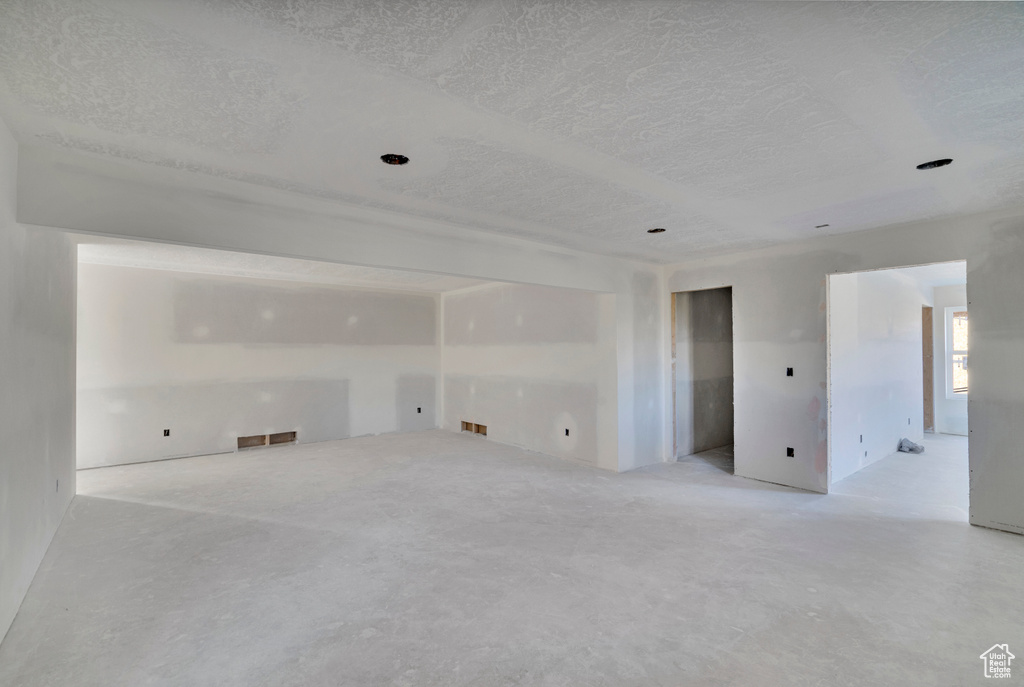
[826, 261, 967, 516]
[922, 305, 934, 432]
[672, 287, 734, 474]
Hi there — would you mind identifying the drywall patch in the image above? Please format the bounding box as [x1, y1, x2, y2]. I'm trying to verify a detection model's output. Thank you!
[807, 396, 821, 421]
[815, 440, 827, 475]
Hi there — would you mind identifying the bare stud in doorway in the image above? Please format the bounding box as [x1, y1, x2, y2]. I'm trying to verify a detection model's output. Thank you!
[786, 447, 795, 457]
[163, 429, 170, 437]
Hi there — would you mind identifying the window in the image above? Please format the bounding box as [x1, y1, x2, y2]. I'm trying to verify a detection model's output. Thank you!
[945, 306, 968, 397]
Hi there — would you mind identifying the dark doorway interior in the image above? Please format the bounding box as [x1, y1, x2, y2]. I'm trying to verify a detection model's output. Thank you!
[674, 287, 734, 466]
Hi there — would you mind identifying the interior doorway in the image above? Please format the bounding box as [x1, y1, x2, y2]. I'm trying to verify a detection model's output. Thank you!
[672, 287, 734, 473]
[826, 261, 967, 515]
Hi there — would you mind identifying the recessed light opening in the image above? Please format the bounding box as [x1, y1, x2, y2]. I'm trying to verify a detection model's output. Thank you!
[916, 158, 953, 170]
[647, 228, 666, 234]
[380, 154, 409, 166]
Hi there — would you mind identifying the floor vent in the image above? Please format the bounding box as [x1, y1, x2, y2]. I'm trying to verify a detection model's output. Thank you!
[461, 421, 487, 436]
[238, 431, 297, 450]
[269, 431, 297, 445]
[238, 434, 268, 449]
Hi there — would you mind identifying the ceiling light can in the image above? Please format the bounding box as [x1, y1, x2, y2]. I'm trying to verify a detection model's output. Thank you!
[916, 158, 953, 170]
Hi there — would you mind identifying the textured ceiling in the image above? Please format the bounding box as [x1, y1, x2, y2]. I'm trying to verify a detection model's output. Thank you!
[2, 1, 1023, 263]
[77, 237, 490, 293]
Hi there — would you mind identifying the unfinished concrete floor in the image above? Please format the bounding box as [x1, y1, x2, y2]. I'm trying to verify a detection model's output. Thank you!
[678, 444, 734, 474]
[1, 431, 1020, 686]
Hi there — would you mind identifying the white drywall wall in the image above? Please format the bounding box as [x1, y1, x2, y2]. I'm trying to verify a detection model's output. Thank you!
[666, 208, 1024, 535]
[77, 264, 439, 468]
[829, 270, 928, 484]
[18, 146, 667, 472]
[624, 269, 666, 472]
[933, 284, 969, 436]
[442, 283, 618, 470]
[0, 122, 76, 642]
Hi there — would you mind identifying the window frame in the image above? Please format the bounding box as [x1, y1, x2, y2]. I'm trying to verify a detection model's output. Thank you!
[944, 305, 969, 399]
